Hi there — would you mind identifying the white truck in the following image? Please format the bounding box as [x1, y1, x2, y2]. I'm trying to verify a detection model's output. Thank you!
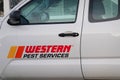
[0, 0, 120, 80]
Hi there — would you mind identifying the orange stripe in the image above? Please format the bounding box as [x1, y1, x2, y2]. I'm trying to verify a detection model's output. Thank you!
[8, 46, 17, 58]
[15, 46, 25, 58]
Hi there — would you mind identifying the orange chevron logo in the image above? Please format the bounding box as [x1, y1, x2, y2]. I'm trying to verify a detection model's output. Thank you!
[7, 46, 25, 58]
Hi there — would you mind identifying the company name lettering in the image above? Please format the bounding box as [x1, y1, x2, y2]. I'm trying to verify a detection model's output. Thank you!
[25, 45, 71, 53]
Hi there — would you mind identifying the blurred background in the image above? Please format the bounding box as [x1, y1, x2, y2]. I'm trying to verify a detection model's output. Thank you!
[0, 0, 22, 17]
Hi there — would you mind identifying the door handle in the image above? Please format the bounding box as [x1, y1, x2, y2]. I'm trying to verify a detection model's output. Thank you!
[59, 32, 79, 37]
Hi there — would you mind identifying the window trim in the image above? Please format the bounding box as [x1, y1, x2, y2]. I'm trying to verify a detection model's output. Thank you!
[18, 0, 79, 25]
[89, 0, 120, 23]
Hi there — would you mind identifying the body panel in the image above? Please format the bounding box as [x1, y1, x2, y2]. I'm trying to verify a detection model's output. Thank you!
[3, 59, 81, 78]
[83, 59, 120, 79]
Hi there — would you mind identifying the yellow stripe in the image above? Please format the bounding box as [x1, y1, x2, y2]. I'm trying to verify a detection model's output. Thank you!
[7, 46, 17, 58]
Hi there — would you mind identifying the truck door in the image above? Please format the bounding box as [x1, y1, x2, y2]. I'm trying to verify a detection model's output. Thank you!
[82, 0, 120, 79]
[0, 0, 84, 79]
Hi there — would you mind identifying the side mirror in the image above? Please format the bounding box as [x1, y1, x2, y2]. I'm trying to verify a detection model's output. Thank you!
[7, 10, 21, 25]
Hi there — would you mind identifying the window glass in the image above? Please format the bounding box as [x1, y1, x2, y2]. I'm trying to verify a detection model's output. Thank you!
[20, 0, 79, 24]
[89, 0, 119, 22]
[0, 0, 4, 17]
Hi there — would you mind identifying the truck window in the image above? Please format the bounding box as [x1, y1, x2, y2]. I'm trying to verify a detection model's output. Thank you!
[89, 0, 119, 22]
[20, 0, 79, 24]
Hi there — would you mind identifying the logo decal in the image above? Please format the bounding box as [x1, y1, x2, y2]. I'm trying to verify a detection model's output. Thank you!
[8, 45, 72, 59]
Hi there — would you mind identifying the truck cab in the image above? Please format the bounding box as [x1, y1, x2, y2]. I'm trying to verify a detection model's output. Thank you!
[0, 0, 120, 80]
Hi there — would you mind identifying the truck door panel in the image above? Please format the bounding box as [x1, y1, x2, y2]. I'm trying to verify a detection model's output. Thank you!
[82, 0, 120, 79]
[0, 0, 84, 80]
